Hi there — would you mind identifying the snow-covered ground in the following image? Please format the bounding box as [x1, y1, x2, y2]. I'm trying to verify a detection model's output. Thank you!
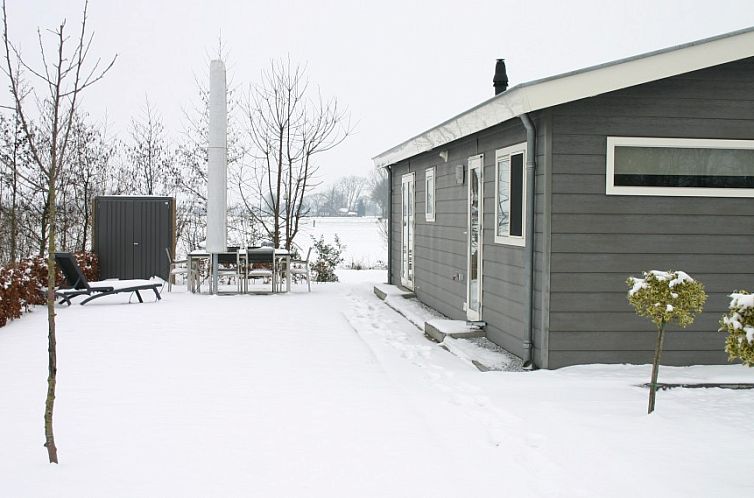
[2, 270, 754, 497]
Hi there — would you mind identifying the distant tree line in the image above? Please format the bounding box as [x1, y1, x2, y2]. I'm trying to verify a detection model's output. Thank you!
[305, 170, 387, 218]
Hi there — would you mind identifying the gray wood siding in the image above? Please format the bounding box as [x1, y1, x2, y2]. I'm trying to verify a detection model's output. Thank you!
[389, 114, 551, 364]
[547, 56, 754, 368]
[476, 117, 549, 362]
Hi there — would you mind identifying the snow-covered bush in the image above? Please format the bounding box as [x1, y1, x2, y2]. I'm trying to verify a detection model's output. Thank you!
[626, 270, 707, 413]
[310, 235, 345, 282]
[719, 291, 754, 367]
[0, 256, 48, 327]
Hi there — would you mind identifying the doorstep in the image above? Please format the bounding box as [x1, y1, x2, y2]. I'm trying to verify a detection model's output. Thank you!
[373, 283, 415, 300]
[424, 319, 486, 342]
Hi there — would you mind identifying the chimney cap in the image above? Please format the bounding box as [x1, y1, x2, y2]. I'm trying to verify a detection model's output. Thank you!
[493, 59, 509, 95]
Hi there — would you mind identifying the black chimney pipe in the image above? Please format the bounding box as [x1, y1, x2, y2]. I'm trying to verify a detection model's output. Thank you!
[493, 59, 508, 95]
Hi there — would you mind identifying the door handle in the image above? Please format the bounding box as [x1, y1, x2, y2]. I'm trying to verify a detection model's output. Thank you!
[133, 242, 139, 246]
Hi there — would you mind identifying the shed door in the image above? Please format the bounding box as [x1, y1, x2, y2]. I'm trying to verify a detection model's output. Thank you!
[95, 198, 172, 280]
[467, 155, 483, 321]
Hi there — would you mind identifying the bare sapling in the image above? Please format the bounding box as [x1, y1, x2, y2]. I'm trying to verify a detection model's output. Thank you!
[1, 0, 115, 462]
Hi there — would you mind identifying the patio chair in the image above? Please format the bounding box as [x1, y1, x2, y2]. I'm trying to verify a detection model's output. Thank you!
[165, 247, 198, 292]
[215, 247, 242, 293]
[288, 247, 312, 292]
[54, 252, 162, 305]
[244, 247, 276, 292]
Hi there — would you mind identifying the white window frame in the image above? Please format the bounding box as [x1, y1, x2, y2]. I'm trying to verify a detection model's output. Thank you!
[425, 167, 436, 222]
[606, 136, 754, 198]
[494, 142, 527, 246]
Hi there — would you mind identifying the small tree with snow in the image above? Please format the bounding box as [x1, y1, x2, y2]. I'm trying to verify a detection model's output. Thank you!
[310, 234, 345, 282]
[720, 291, 754, 367]
[626, 270, 706, 414]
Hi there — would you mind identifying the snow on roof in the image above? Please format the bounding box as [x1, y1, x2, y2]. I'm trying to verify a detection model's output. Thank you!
[373, 26, 754, 168]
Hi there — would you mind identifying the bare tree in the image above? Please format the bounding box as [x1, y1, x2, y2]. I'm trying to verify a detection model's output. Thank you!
[1, 0, 115, 463]
[338, 175, 367, 213]
[63, 112, 114, 250]
[0, 107, 32, 262]
[317, 181, 345, 215]
[304, 191, 328, 217]
[313, 175, 367, 216]
[0, 102, 52, 258]
[123, 98, 175, 196]
[369, 168, 389, 217]
[242, 58, 350, 249]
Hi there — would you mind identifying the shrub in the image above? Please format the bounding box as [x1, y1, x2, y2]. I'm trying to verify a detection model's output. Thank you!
[626, 270, 706, 413]
[719, 291, 754, 367]
[0, 256, 47, 327]
[0, 252, 99, 328]
[310, 235, 345, 282]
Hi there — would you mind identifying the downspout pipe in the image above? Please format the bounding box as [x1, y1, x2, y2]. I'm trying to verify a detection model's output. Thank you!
[386, 166, 393, 285]
[519, 113, 536, 369]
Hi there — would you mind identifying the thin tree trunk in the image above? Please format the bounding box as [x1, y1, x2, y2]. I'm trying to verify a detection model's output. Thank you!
[44, 167, 58, 463]
[81, 188, 89, 251]
[647, 321, 666, 414]
[60, 188, 68, 250]
[10, 155, 17, 261]
[9, 117, 18, 262]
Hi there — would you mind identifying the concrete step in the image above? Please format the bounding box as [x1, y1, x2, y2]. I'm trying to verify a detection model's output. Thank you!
[424, 319, 485, 342]
[441, 336, 525, 372]
[373, 284, 415, 300]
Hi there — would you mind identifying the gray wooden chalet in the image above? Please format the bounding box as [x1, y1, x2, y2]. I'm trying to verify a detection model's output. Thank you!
[373, 27, 754, 369]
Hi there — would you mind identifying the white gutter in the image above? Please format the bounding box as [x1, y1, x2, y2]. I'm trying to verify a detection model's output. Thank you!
[373, 26, 754, 168]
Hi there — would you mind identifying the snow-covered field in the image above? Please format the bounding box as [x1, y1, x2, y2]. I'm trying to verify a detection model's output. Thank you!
[1, 270, 753, 497]
[294, 216, 386, 269]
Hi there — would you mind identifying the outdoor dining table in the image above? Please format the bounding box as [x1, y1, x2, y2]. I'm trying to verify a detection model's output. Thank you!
[187, 248, 291, 294]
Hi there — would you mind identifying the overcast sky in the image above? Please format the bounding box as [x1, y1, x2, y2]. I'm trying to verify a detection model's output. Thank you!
[5, 0, 754, 185]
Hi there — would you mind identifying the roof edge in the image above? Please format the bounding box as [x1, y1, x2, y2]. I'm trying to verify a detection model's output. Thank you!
[373, 26, 754, 168]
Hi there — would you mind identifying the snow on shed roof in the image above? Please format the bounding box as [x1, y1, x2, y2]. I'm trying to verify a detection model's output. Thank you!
[373, 26, 754, 168]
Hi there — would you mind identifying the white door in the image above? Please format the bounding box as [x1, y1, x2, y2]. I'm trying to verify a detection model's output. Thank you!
[467, 156, 483, 320]
[401, 172, 415, 289]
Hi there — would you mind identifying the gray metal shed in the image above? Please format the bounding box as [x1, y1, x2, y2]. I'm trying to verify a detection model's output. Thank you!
[93, 196, 176, 280]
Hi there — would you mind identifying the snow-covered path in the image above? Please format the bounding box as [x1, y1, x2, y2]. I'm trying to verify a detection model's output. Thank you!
[1, 270, 753, 497]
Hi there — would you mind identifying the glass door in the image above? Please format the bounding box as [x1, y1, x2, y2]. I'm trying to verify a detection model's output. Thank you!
[401, 172, 415, 289]
[467, 155, 483, 321]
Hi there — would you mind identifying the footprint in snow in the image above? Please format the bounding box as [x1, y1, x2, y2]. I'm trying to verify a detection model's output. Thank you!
[525, 433, 546, 449]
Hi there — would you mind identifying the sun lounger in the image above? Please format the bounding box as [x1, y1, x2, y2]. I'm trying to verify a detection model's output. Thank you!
[54, 252, 162, 305]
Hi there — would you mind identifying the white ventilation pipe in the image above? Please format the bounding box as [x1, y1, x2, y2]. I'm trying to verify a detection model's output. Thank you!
[206, 59, 227, 254]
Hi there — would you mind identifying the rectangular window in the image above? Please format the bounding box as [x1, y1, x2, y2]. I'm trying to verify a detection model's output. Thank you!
[425, 167, 435, 222]
[607, 137, 754, 197]
[495, 143, 526, 246]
